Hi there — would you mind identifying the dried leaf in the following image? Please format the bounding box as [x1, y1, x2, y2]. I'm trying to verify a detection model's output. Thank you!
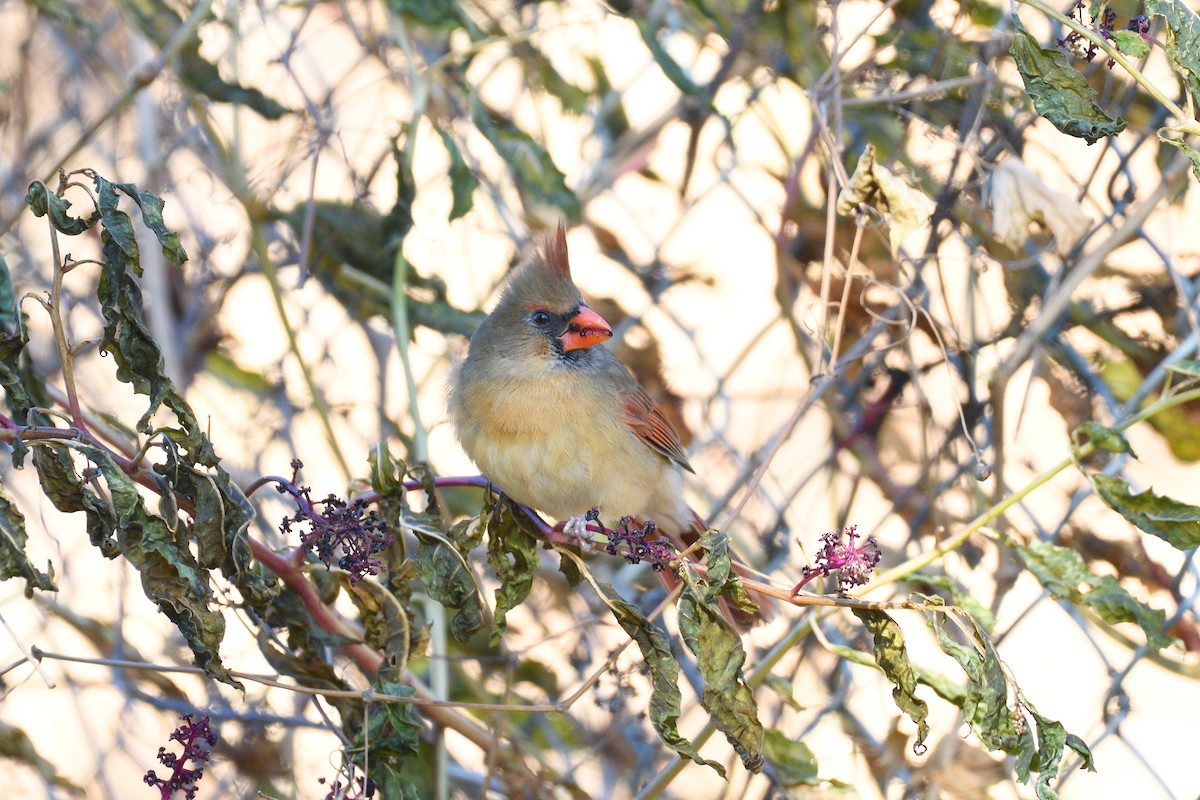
[81, 443, 238, 687]
[23, 181, 98, 235]
[109, 180, 188, 266]
[678, 569, 764, 772]
[698, 529, 758, 614]
[853, 608, 930, 749]
[836, 144, 935, 256]
[0, 254, 16, 335]
[0, 483, 57, 596]
[990, 157, 1091, 255]
[485, 494, 540, 644]
[598, 580, 723, 776]
[1015, 707, 1096, 800]
[1157, 131, 1200, 183]
[350, 678, 424, 799]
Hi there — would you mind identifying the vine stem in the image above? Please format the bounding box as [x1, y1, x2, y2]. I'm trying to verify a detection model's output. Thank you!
[42, 211, 85, 428]
[860, 383, 1200, 594]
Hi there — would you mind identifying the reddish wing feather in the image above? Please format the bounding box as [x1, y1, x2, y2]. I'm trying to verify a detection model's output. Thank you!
[622, 386, 695, 473]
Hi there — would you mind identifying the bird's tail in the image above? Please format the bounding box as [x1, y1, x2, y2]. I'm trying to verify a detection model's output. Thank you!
[656, 512, 776, 632]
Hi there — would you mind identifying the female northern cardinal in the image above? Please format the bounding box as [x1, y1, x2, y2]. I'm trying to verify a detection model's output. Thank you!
[448, 223, 769, 627]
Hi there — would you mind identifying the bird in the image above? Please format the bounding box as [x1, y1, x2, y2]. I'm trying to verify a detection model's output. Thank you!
[448, 223, 770, 627]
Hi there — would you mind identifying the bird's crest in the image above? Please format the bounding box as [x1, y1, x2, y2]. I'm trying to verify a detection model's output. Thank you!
[539, 222, 571, 280]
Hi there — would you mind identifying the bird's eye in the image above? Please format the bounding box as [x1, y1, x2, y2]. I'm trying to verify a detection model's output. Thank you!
[530, 310, 552, 327]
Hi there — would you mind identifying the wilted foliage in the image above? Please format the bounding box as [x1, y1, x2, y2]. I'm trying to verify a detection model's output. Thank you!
[1, 1, 1199, 798]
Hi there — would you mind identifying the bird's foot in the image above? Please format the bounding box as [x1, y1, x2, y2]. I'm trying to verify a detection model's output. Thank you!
[562, 514, 593, 542]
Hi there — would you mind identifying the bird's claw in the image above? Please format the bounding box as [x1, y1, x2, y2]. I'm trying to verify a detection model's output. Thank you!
[562, 514, 593, 542]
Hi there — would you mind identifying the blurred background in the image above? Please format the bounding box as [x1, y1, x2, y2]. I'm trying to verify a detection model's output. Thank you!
[1, 0, 1199, 798]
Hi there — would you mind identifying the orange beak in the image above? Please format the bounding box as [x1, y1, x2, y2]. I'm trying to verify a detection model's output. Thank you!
[560, 305, 613, 352]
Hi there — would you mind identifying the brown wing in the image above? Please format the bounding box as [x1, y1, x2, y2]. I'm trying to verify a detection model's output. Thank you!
[622, 385, 695, 473]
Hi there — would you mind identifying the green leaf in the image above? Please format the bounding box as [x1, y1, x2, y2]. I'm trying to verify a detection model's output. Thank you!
[485, 494, 540, 644]
[386, 0, 481, 36]
[0, 304, 37, 429]
[1018, 708, 1096, 799]
[557, 544, 582, 587]
[1017, 539, 1170, 649]
[1112, 30, 1151, 59]
[852, 608, 930, 750]
[434, 126, 478, 221]
[633, 17, 714, 112]
[471, 98, 581, 221]
[1086, 575, 1172, 649]
[762, 675, 804, 711]
[79, 443, 238, 687]
[1166, 358, 1200, 378]
[370, 442, 409, 539]
[202, 351, 274, 394]
[1157, 131, 1200, 183]
[927, 612, 1023, 754]
[1091, 473, 1200, 549]
[32, 446, 120, 556]
[0, 253, 16, 335]
[678, 571, 764, 772]
[360, 679, 422, 756]
[395, 465, 483, 644]
[916, 666, 969, 706]
[109, 180, 188, 266]
[513, 658, 560, 695]
[93, 193, 214, 457]
[1146, 0, 1200, 104]
[585, 56, 630, 141]
[94, 177, 141, 270]
[911, 573, 995, 630]
[698, 529, 758, 613]
[415, 528, 483, 643]
[1010, 18, 1127, 144]
[116, 0, 291, 119]
[24, 181, 98, 235]
[0, 720, 85, 796]
[0, 483, 57, 596]
[1015, 540, 1086, 600]
[1072, 420, 1136, 458]
[155, 445, 275, 609]
[598, 580, 723, 776]
[761, 729, 819, 787]
[383, 141, 416, 254]
[368, 444, 422, 652]
[350, 679, 425, 799]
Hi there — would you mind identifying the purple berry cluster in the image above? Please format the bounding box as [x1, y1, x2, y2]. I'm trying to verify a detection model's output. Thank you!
[143, 714, 217, 800]
[318, 774, 376, 799]
[604, 513, 676, 572]
[792, 525, 882, 596]
[1057, 1, 1156, 66]
[278, 461, 393, 585]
